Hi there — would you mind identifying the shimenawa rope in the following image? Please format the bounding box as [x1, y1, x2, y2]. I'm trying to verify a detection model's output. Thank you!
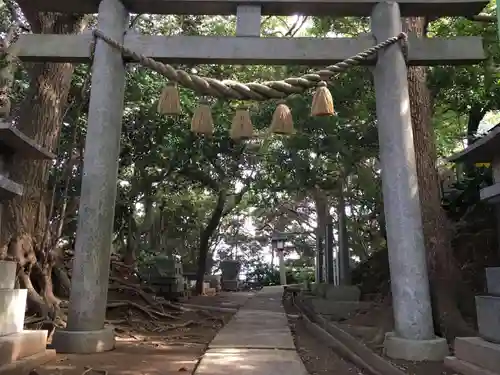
[91, 29, 407, 101]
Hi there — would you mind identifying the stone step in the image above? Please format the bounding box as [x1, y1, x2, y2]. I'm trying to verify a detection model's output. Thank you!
[0, 330, 48, 366]
[455, 337, 500, 373]
[444, 356, 499, 375]
[475, 296, 500, 343]
[0, 349, 56, 375]
[485, 267, 500, 296]
[0, 289, 27, 336]
[0, 262, 17, 290]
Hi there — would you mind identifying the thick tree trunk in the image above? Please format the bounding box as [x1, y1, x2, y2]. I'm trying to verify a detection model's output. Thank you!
[0, 9, 86, 316]
[403, 17, 475, 339]
[195, 190, 226, 295]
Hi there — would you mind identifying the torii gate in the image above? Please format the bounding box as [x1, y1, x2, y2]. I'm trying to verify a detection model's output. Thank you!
[13, 0, 486, 360]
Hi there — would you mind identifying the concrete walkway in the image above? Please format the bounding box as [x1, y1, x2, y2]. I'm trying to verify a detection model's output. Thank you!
[194, 286, 309, 375]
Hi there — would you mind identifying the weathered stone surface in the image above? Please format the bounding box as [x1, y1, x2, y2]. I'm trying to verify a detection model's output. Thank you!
[205, 275, 221, 291]
[21, 0, 491, 18]
[0, 262, 16, 290]
[65, 0, 128, 336]
[311, 299, 371, 320]
[324, 285, 360, 301]
[485, 267, 500, 296]
[372, 1, 435, 342]
[449, 126, 500, 164]
[383, 332, 449, 361]
[210, 326, 294, 349]
[337, 323, 382, 342]
[196, 286, 307, 375]
[0, 349, 56, 375]
[139, 256, 182, 281]
[455, 337, 500, 373]
[220, 260, 241, 280]
[0, 176, 22, 201]
[221, 280, 238, 291]
[445, 356, 499, 375]
[241, 292, 284, 313]
[0, 290, 27, 336]
[51, 327, 115, 354]
[210, 309, 293, 349]
[0, 123, 54, 160]
[311, 282, 323, 297]
[0, 330, 48, 366]
[480, 183, 500, 204]
[196, 348, 308, 375]
[13, 33, 486, 66]
[476, 296, 500, 343]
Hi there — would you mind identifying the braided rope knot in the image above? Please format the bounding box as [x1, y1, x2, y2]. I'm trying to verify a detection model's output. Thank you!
[92, 29, 406, 101]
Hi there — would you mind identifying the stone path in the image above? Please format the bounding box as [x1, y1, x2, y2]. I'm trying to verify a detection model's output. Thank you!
[194, 286, 309, 375]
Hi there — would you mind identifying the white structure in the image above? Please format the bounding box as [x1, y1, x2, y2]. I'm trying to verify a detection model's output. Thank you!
[0, 261, 54, 371]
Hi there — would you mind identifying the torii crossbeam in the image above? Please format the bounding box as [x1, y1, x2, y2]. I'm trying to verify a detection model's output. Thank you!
[12, 0, 488, 361]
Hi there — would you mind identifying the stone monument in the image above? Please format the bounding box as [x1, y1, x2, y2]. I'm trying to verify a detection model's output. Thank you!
[445, 126, 500, 375]
[0, 123, 55, 371]
[139, 256, 186, 299]
[220, 260, 241, 291]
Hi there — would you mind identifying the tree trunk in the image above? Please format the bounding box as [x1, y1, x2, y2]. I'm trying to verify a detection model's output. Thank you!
[403, 17, 476, 339]
[124, 210, 137, 266]
[0, 9, 86, 316]
[195, 190, 227, 295]
[312, 187, 329, 281]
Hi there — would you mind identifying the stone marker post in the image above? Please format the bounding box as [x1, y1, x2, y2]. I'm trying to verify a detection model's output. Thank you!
[371, 1, 448, 361]
[52, 0, 128, 354]
[278, 249, 286, 285]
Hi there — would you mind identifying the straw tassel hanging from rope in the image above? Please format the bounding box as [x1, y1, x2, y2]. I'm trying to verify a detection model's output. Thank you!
[230, 106, 254, 140]
[191, 99, 214, 136]
[157, 82, 181, 115]
[269, 100, 294, 135]
[311, 81, 334, 117]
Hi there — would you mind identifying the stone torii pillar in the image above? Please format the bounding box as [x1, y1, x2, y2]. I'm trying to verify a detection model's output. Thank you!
[51, 0, 129, 353]
[371, 1, 448, 361]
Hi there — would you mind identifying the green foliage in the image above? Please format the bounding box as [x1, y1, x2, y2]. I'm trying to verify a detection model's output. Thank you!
[10, 8, 499, 277]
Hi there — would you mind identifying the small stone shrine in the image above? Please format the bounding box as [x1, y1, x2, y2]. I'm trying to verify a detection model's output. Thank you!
[445, 125, 500, 374]
[0, 123, 55, 372]
[139, 255, 186, 299]
[220, 260, 241, 291]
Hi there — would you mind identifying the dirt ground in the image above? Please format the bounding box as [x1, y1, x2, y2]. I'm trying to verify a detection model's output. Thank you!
[283, 298, 366, 375]
[184, 292, 254, 309]
[32, 291, 252, 375]
[340, 299, 454, 375]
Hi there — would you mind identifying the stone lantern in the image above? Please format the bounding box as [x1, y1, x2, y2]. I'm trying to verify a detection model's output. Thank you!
[271, 232, 287, 285]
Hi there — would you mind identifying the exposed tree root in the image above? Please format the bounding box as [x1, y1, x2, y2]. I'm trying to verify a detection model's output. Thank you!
[108, 276, 157, 306]
[107, 300, 181, 320]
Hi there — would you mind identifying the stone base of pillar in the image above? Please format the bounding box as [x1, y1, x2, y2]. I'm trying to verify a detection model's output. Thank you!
[383, 332, 449, 361]
[52, 327, 115, 354]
